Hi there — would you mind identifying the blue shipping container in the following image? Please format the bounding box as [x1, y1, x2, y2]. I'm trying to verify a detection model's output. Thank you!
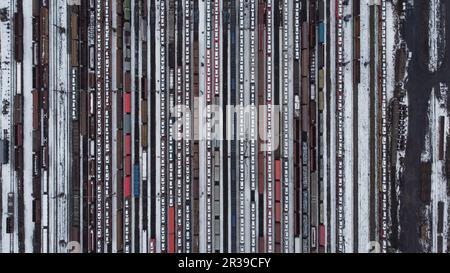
[133, 164, 140, 197]
[318, 22, 325, 44]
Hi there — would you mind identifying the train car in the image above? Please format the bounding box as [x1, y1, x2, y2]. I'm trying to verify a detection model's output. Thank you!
[318, 44, 324, 68]
[14, 11, 24, 61]
[0, 139, 9, 164]
[168, 207, 175, 253]
[125, 155, 132, 177]
[117, 130, 124, 170]
[437, 200, 444, 238]
[420, 162, 431, 203]
[439, 116, 445, 160]
[124, 176, 131, 198]
[133, 165, 140, 197]
[15, 124, 23, 147]
[319, 224, 325, 247]
[141, 124, 148, 148]
[318, 22, 324, 44]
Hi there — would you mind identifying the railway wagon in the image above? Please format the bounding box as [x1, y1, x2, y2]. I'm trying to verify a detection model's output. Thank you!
[141, 100, 148, 124]
[14, 94, 24, 124]
[133, 165, 140, 197]
[124, 92, 131, 113]
[124, 176, 131, 198]
[15, 124, 23, 148]
[0, 139, 9, 164]
[439, 116, 445, 160]
[117, 130, 124, 170]
[116, 205, 124, 252]
[79, 90, 88, 135]
[319, 223, 325, 247]
[301, 48, 310, 77]
[141, 124, 148, 148]
[116, 49, 124, 88]
[301, 21, 309, 50]
[318, 69, 324, 90]
[353, 59, 360, 85]
[32, 0, 40, 17]
[420, 162, 431, 203]
[438, 201, 444, 234]
[141, 76, 148, 102]
[318, 0, 324, 21]
[168, 207, 175, 252]
[318, 44, 324, 68]
[14, 11, 24, 61]
[274, 159, 282, 252]
[318, 22, 324, 44]
[301, 78, 309, 105]
[309, 21, 316, 49]
[71, 39, 79, 66]
[116, 92, 124, 130]
[310, 101, 317, 125]
[125, 155, 132, 177]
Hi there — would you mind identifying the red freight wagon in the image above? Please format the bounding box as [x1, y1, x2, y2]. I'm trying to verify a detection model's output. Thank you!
[275, 159, 281, 181]
[125, 134, 131, 155]
[125, 155, 132, 176]
[124, 92, 131, 113]
[275, 179, 281, 201]
[275, 201, 281, 222]
[124, 176, 131, 198]
[319, 224, 325, 247]
[15, 124, 23, 147]
[168, 207, 175, 253]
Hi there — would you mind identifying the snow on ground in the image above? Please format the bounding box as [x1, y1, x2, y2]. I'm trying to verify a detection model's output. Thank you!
[342, 0, 354, 253]
[22, 0, 34, 253]
[48, 0, 69, 252]
[429, 84, 448, 252]
[357, 0, 371, 253]
[428, 0, 445, 73]
[419, 84, 449, 252]
[386, 2, 397, 103]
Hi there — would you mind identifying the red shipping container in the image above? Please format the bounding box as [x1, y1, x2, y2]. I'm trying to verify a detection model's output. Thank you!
[124, 176, 131, 198]
[168, 207, 175, 253]
[124, 92, 131, 113]
[125, 134, 131, 155]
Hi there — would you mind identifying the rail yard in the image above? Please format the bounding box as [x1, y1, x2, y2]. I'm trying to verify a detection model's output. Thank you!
[0, 0, 449, 253]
